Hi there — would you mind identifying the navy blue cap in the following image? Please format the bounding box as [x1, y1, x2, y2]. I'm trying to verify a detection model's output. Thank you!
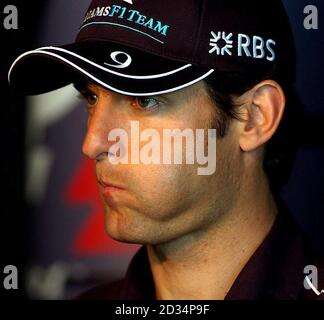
[8, 0, 295, 96]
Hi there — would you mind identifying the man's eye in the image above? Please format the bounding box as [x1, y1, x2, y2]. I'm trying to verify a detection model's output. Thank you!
[136, 97, 160, 109]
[85, 93, 98, 105]
[78, 91, 98, 106]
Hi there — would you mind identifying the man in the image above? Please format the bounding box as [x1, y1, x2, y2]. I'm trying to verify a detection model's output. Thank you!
[8, 0, 324, 299]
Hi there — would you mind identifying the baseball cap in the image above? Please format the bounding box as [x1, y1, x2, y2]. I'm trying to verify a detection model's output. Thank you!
[8, 0, 296, 96]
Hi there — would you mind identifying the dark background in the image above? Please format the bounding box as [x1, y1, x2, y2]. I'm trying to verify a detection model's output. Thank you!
[0, 0, 323, 299]
[1, 1, 43, 299]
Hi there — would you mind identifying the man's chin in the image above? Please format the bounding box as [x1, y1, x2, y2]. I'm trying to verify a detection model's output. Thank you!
[103, 207, 177, 245]
[103, 205, 155, 244]
[104, 223, 168, 246]
[106, 230, 150, 245]
[104, 221, 148, 245]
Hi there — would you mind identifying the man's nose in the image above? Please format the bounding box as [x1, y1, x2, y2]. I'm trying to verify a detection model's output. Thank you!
[82, 104, 116, 161]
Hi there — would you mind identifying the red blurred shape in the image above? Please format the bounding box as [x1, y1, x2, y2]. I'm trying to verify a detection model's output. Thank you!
[64, 158, 139, 256]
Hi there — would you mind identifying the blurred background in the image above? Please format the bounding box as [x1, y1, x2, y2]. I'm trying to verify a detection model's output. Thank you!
[0, 0, 323, 299]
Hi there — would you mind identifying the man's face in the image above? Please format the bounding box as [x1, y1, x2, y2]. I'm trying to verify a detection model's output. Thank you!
[80, 81, 242, 245]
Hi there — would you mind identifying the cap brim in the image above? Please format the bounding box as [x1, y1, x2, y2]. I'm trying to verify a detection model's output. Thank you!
[8, 41, 214, 96]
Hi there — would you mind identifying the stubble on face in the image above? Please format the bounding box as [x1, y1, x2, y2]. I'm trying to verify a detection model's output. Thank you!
[92, 82, 241, 245]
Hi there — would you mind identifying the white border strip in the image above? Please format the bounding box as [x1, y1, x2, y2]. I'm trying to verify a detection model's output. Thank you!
[34, 46, 192, 80]
[8, 50, 214, 96]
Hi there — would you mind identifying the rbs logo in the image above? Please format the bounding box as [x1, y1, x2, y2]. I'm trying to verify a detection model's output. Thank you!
[209, 31, 276, 62]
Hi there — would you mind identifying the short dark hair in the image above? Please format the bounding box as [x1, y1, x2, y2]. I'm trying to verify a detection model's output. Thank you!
[204, 71, 304, 193]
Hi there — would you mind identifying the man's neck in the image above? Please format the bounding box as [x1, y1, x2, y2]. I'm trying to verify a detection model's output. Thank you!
[146, 172, 278, 300]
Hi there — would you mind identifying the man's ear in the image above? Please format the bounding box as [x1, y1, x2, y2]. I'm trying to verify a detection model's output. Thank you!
[239, 80, 286, 152]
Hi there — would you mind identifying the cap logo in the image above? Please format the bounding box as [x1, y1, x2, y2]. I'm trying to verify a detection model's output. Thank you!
[209, 31, 276, 62]
[81, 4, 171, 44]
[209, 31, 233, 56]
[104, 51, 132, 68]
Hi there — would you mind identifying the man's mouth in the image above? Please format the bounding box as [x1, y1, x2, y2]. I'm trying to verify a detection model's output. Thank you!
[97, 179, 126, 200]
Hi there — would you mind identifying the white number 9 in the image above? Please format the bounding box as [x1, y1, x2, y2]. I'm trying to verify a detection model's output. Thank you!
[104, 51, 132, 69]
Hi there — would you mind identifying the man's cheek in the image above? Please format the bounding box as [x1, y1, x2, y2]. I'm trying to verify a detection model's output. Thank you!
[134, 173, 191, 216]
